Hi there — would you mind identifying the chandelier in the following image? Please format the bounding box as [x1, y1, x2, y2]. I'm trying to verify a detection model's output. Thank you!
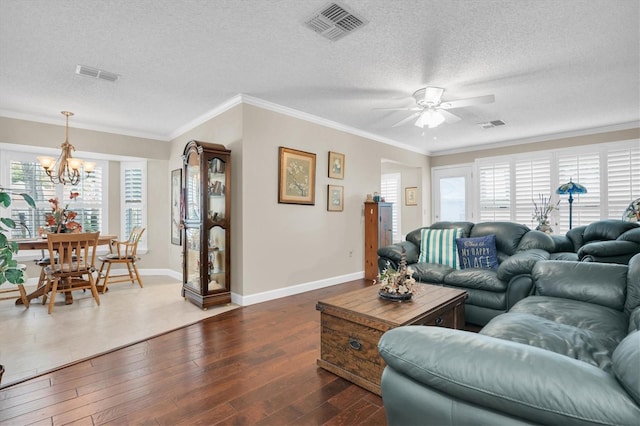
[37, 111, 95, 185]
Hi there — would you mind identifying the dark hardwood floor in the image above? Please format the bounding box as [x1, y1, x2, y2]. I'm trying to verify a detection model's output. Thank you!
[0, 279, 388, 425]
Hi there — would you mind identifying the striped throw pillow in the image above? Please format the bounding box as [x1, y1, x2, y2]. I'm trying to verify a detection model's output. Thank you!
[418, 228, 463, 269]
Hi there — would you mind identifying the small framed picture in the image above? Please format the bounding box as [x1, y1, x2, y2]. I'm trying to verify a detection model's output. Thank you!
[278, 146, 316, 205]
[327, 185, 344, 212]
[328, 151, 345, 179]
[405, 187, 417, 206]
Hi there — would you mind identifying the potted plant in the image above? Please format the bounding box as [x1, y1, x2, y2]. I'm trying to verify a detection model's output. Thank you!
[0, 186, 35, 384]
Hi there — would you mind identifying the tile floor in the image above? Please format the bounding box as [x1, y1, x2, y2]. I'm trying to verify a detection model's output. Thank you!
[0, 276, 237, 387]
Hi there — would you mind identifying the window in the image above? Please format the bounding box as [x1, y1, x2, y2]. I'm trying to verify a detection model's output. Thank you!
[121, 161, 147, 250]
[2, 151, 107, 239]
[557, 151, 600, 229]
[478, 162, 510, 221]
[380, 173, 401, 243]
[607, 147, 640, 220]
[474, 139, 639, 233]
[514, 158, 551, 226]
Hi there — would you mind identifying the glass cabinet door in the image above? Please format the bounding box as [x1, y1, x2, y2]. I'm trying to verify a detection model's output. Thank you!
[208, 227, 225, 291]
[207, 156, 227, 292]
[184, 227, 201, 291]
[185, 150, 201, 221]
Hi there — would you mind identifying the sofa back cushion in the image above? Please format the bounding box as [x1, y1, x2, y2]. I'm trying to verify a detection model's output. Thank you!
[532, 261, 628, 311]
[583, 220, 640, 243]
[470, 222, 530, 261]
[406, 221, 473, 248]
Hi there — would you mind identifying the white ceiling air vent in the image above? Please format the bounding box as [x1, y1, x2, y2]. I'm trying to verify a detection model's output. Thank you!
[304, 2, 367, 41]
[75, 65, 119, 82]
[479, 120, 506, 129]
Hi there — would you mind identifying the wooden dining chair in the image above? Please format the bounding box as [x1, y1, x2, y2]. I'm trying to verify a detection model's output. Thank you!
[0, 264, 29, 308]
[96, 227, 145, 293]
[42, 232, 100, 314]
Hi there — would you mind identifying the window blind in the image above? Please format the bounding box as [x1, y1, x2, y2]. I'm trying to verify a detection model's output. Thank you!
[478, 162, 510, 222]
[607, 147, 640, 219]
[380, 173, 400, 243]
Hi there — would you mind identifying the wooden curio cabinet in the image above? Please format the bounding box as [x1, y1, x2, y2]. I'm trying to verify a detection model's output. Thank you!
[182, 140, 231, 309]
[364, 202, 393, 281]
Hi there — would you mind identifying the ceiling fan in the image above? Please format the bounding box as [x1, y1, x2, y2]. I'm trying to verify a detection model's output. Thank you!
[377, 87, 495, 129]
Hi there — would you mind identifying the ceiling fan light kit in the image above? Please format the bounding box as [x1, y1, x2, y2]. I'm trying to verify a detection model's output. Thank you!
[380, 86, 496, 130]
[415, 109, 445, 128]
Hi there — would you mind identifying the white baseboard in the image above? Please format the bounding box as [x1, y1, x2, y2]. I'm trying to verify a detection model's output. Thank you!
[230, 271, 365, 306]
[22, 268, 365, 307]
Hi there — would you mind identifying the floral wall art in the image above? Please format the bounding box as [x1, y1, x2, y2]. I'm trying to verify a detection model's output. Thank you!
[278, 146, 316, 205]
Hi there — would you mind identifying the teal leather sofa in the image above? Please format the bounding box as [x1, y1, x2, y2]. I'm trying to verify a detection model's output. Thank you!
[378, 254, 640, 425]
[377, 221, 555, 326]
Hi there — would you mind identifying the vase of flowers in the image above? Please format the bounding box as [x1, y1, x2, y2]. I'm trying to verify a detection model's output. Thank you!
[376, 248, 416, 301]
[532, 194, 560, 234]
[44, 191, 82, 234]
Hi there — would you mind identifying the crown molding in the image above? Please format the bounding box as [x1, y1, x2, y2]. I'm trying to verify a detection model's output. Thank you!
[167, 94, 244, 141]
[0, 109, 170, 142]
[430, 121, 640, 156]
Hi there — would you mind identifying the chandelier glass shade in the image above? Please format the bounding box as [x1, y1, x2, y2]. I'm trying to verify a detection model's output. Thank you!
[37, 111, 94, 185]
[414, 108, 445, 129]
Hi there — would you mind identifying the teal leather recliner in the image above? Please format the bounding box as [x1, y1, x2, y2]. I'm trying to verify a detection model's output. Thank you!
[378, 254, 640, 425]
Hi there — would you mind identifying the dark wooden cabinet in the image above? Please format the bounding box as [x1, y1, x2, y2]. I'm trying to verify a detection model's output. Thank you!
[364, 202, 393, 280]
[182, 140, 231, 309]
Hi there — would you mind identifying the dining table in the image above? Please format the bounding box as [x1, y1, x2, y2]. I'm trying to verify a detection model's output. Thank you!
[13, 234, 117, 305]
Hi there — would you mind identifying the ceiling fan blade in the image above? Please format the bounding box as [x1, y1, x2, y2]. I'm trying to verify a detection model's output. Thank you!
[440, 94, 495, 109]
[438, 109, 462, 123]
[391, 112, 420, 128]
[373, 107, 422, 111]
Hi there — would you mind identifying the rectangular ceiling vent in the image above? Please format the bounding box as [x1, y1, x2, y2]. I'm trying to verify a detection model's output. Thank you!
[479, 120, 506, 129]
[304, 2, 367, 41]
[75, 65, 119, 82]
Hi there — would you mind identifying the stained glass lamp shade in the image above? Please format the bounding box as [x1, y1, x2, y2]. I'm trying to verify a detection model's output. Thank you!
[556, 179, 587, 229]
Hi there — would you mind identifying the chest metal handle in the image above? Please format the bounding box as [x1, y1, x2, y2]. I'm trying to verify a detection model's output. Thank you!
[348, 337, 362, 351]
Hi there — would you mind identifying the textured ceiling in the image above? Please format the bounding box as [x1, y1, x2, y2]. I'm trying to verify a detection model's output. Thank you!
[0, 0, 638, 154]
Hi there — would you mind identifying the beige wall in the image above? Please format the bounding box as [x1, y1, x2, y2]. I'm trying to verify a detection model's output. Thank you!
[239, 104, 428, 296]
[431, 128, 640, 167]
[168, 105, 243, 292]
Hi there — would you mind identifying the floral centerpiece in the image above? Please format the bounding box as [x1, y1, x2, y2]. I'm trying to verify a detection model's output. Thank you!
[44, 191, 82, 234]
[532, 194, 560, 234]
[376, 248, 417, 301]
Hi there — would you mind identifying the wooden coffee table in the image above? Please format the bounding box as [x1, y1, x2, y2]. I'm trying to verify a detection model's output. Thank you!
[316, 283, 467, 395]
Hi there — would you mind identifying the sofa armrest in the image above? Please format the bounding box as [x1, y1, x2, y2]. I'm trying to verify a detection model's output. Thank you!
[578, 240, 640, 258]
[378, 326, 640, 425]
[377, 241, 419, 271]
[496, 249, 549, 282]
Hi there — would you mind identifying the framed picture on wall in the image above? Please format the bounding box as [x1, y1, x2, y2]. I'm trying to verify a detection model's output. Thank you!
[171, 168, 182, 245]
[328, 151, 345, 179]
[278, 146, 316, 205]
[327, 185, 344, 211]
[405, 186, 417, 206]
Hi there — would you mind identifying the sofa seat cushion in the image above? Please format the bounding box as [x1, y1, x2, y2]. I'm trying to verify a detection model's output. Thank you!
[444, 269, 506, 292]
[509, 296, 628, 341]
[410, 262, 453, 282]
[481, 311, 624, 372]
[549, 252, 579, 261]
